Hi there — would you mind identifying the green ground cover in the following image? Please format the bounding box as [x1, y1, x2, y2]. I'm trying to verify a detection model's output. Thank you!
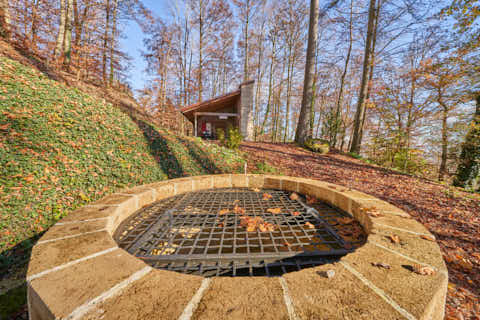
[0, 56, 245, 315]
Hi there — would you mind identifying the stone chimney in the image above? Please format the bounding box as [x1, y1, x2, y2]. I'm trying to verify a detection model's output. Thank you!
[239, 80, 254, 141]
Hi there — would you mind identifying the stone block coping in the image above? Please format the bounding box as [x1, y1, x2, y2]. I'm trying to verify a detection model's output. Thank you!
[26, 174, 448, 320]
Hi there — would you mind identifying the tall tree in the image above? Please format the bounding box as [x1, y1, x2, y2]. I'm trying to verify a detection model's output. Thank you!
[109, 0, 119, 85]
[63, 0, 73, 67]
[0, 0, 10, 39]
[54, 0, 67, 58]
[295, 0, 319, 144]
[331, 0, 354, 147]
[349, 0, 377, 154]
[103, 0, 111, 84]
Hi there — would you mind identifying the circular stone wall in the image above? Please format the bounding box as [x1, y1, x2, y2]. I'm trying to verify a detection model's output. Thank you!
[27, 175, 448, 320]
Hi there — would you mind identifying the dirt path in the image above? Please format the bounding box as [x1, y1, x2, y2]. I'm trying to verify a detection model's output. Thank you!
[241, 142, 480, 320]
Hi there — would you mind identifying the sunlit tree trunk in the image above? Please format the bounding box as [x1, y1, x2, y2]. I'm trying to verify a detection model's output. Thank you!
[103, 0, 111, 85]
[30, 0, 39, 50]
[109, 0, 118, 86]
[295, 0, 319, 145]
[350, 0, 377, 153]
[63, 0, 73, 68]
[260, 32, 276, 137]
[243, 0, 250, 81]
[198, 0, 204, 101]
[438, 103, 449, 181]
[332, 0, 353, 147]
[0, 0, 11, 39]
[54, 0, 66, 58]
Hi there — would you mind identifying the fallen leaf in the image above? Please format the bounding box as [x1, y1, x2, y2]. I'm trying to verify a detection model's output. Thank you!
[284, 241, 291, 247]
[267, 207, 282, 214]
[388, 235, 400, 244]
[420, 235, 435, 242]
[292, 211, 300, 216]
[372, 262, 391, 269]
[305, 221, 315, 229]
[306, 195, 317, 204]
[219, 209, 230, 215]
[412, 264, 435, 275]
[233, 205, 245, 215]
[262, 193, 273, 200]
[289, 192, 299, 201]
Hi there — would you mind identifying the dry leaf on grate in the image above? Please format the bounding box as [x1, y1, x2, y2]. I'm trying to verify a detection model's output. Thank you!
[305, 221, 315, 229]
[289, 192, 299, 201]
[219, 208, 230, 215]
[267, 207, 282, 214]
[262, 193, 273, 200]
[233, 205, 245, 215]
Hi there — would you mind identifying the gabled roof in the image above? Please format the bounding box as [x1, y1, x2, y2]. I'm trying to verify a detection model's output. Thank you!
[180, 90, 240, 122]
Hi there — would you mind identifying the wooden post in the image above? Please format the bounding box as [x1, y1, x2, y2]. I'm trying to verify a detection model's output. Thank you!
[194, 113, 198, 137]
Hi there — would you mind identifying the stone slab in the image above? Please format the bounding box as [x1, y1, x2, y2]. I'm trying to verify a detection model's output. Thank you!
[28, 249, 146, 318]
[368, 229, 446, 270]
[342, 243, 448, 319]
[84, 270, 203, 320]
[27, 231, 116, 277]
[283, 263, 406, 319]
[192, 277, 289, 320]
[59, 205, 119, 223]
[39, 219, 108, 242]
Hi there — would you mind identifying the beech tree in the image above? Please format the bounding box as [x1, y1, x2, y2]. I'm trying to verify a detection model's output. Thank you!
[0, 0, 11, 39]
[295, 0, 318, 145]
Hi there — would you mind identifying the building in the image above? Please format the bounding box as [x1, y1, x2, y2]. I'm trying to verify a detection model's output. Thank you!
[181, 80, 254, 141]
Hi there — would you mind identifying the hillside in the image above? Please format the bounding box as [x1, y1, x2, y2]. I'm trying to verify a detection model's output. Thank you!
[0, 55, 245, 318]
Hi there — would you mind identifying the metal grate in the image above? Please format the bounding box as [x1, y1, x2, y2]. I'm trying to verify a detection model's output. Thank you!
[114, 188, 366, 277]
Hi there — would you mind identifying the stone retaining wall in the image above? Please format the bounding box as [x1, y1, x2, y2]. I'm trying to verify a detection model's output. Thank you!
[27, 174, 448, 320]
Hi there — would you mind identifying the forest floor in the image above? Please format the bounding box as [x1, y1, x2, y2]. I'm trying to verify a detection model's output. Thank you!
[241, 142, 480, 320]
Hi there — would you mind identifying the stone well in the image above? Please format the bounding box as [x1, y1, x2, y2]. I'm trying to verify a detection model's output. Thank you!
[27, 175, 448, 320]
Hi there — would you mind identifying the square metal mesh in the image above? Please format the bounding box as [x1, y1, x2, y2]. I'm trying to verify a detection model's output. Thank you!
[114, 188, 366, 276]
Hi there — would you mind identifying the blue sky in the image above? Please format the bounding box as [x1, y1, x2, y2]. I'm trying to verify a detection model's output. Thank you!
[120, 0, 169, 93]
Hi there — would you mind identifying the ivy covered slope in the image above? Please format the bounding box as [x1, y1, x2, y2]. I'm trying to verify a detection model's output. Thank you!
[0, 56, 245, 256]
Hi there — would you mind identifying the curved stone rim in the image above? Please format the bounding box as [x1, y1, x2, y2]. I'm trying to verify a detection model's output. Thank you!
[26, 174, 448, 320]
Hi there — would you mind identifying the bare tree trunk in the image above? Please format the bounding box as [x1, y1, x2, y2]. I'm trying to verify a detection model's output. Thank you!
[260, 33, 276, 136]
[54, 0, 66, 58]
[63, 0, 73, 68]
[295, 0, 319, 145]
[284, 48, 292, 143]
[253, 23, 265, 141]
[332, 0, 353, 147]
[243, 0, 250, 81]
[438, 104, 448, 181]
[30, 0, 39, 50]
[103, 0, 111, 85]
[198, 0, 203, 101]
[0, 0, 11, 40]
[109, 0, 118, 86]
[349, 0, 377, 154]
[359, 0, 381, 145]
[309, 49, 318, 137]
